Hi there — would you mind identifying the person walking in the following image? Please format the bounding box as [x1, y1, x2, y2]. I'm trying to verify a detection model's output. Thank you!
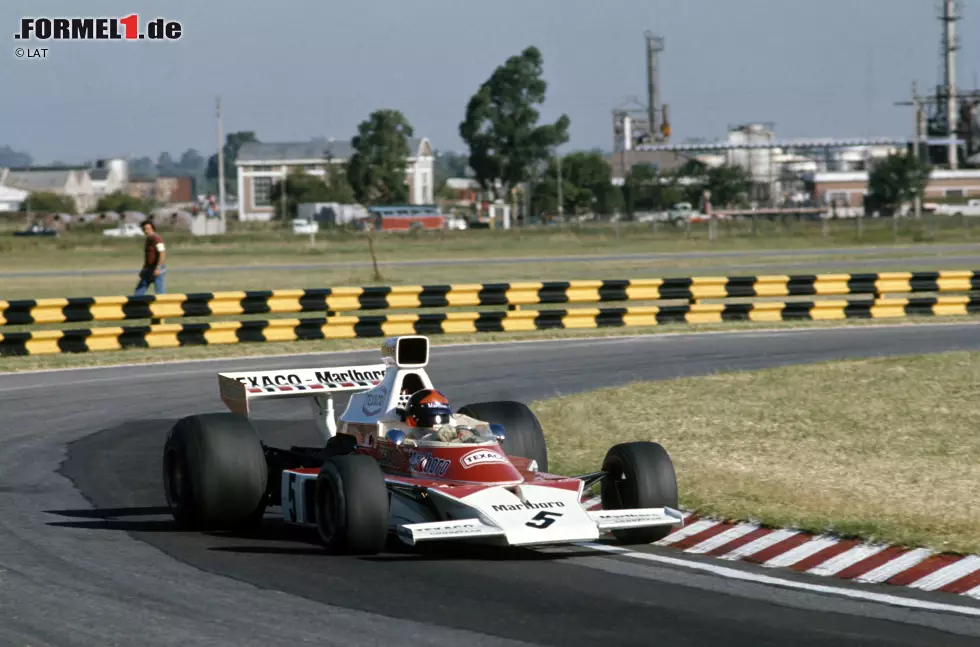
[134, 220, 167, 296]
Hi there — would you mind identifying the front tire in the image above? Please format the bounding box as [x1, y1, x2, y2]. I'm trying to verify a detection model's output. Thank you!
[315, 454, 389, 554]
[600, 441, 678, 544]
[162, 413, 268, 530]
[456, 400, 548, 472]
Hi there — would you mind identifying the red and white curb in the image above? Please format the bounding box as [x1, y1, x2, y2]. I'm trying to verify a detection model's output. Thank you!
[579, 496, 980, 600]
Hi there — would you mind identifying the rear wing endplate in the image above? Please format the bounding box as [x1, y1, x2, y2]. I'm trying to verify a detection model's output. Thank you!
[218, 364, 387, 416]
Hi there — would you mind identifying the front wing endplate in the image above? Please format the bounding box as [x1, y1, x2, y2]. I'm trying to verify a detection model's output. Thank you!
[396, 519, 506, 546]
[588, 507, 685, 532]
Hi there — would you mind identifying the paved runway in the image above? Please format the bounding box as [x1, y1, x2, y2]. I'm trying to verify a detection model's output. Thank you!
[2, 325, 980, 645]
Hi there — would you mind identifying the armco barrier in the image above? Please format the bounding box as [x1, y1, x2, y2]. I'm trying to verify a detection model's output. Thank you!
[3, 270, 979, 326]
[2, 295, 979, 356]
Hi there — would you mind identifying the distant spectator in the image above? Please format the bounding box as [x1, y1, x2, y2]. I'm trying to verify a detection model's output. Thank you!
[134, 220, 166, 296]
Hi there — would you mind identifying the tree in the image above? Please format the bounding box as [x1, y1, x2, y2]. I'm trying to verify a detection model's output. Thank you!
[345, 109, 413, 205]
[129, 156, 156, 178]
[597, 181, 624, 216]
[177, 149, 205, 173]
[207, 131, 258, 194]
[433, 150, 471, 187]
[319, 144, 357, 204]
[95, 191, 153, 214]
[22, 191, 76, 214]
[673, 161, 751, 209]
[703, 164, 752, 208]
[459, 46, 570, 201]
[529, 168, 571, 217]
[561, 151, 621, 215]
[156, 152, 176, 176]
[623, 164, 661, 215]
[531, 151, 621, 216]
[324, 165, 357, 204]
[269, 169, 357, 219]
[867, 152, 931, 216]
[435, 181, 459, 202]
[0, 145, 32, 168]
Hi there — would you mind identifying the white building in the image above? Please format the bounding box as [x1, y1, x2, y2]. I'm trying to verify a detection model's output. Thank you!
[2, 166, 96, 213]
[0, 181, 28, 212]
[809, 168, 980, 207]
[235, 138, 435, 221]
[89, 158, 129, 198]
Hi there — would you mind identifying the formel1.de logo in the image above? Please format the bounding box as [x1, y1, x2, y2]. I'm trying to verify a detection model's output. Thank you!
[14, 15, 182, 41]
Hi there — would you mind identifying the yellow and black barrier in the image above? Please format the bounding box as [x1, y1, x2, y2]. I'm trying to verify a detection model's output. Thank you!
[2, 295, 978, 356]
[3, 270, 979, 326]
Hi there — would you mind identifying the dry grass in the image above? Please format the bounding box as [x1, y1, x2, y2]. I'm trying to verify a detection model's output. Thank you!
[1, 216, 975, 272]
[532, 352, 980, 554]
[2, 253, 972, 301]
[3, 216, 976, 300]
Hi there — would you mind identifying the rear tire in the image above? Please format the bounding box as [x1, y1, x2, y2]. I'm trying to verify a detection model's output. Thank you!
[600, 441, 678, 544]
[315, 454, 389, 554]
[456, 400, 548, 472]
[162, 413, 268, 530]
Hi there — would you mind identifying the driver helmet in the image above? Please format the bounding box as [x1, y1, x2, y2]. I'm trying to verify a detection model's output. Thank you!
[404, 389, 453, 429]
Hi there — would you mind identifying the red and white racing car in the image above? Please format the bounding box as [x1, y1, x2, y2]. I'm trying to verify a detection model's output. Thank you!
[162, 335, 683, 554]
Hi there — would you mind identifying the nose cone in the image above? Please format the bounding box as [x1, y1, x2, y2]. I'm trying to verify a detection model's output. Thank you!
[410, 444, 524, 483]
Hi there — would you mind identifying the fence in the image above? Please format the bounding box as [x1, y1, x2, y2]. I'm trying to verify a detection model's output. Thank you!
[2, 270, 979, 356]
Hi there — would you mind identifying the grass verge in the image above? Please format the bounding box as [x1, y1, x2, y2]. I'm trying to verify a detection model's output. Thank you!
[1, 216, 976, 273]
[532, 351, 980, 554]
[1, 315, 976, 374]
[2, 252, 974, 301]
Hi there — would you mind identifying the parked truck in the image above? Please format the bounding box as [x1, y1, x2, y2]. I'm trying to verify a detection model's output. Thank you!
[931, 199, 980, 217]
[634, 202, 713, 226]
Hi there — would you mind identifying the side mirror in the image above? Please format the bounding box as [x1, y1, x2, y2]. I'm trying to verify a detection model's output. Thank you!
[386, 429, 407, 446]
[489, 424, 506, 442]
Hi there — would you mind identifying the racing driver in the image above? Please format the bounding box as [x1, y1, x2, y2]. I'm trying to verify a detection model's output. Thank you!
[403, 388, 477, 442]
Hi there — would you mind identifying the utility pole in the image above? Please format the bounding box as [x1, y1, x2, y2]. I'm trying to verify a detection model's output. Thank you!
[281, 164, 288, 222]
[942, 0, 959, 169]
[556, 151, 563, 224]
[523, 180, 530, 226]
[913, 81, 923, 221]
[216, 96, 226, 230]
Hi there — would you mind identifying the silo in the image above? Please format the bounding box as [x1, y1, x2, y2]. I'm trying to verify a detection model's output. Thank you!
[107, 158, 129, 185]
[727, 124, 776, 202]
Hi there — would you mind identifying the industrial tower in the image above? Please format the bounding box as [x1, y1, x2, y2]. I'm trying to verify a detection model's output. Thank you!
[899, 0, 980, 167]
[612, 31, 671, 152]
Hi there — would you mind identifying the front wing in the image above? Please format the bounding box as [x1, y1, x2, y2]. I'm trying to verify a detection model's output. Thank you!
[395, 483, 684, 547]
[397, 507, 684, 546]
[280, 470, 684, 546]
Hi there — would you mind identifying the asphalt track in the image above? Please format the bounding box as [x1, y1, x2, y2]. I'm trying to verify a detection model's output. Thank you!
[3, 325, 980, 645]
[3, 242, 980, 277]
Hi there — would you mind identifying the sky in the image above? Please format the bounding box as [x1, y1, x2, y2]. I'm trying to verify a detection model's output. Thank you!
[3, 0, 979, 164]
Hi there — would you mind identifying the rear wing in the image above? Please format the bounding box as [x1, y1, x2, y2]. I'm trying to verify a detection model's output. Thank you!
[218, 364, 387, 416]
